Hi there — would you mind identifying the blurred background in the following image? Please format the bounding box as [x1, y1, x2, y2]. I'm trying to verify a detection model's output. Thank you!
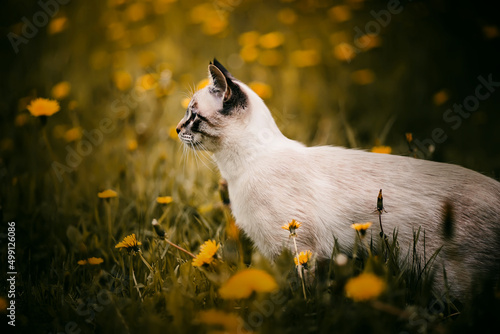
[0, 0, 500, 331]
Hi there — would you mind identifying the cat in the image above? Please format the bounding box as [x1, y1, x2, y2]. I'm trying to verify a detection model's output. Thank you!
[176, 59, 500, 298]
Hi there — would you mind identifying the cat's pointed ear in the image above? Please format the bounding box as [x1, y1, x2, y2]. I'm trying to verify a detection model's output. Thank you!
[208, 64, 231, 102]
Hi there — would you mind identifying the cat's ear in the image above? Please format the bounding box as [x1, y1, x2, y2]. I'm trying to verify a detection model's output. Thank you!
[208, 64, 231, 102]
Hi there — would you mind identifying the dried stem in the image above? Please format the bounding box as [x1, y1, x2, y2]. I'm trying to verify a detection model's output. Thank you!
[292, 236, 307, 299]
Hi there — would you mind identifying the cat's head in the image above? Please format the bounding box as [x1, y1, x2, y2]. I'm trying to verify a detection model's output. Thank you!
[175, 59, 251, 152]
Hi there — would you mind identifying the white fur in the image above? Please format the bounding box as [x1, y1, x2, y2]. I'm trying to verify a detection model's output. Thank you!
[179, 72, 500, 298]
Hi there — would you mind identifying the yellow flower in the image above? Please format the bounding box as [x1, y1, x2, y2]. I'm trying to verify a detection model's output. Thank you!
[113, 71, 132, 91]
[294, 250, 312, 266]
[333, 43, 356, 62]
[259, 31, 285, 49]
[137, 74, 158, 90]
[98, 189, 118, 198]
[197, 310, 247, 333]
[78, 257, 104, 265]
[219, 269, 278, 299]
[351, 222, 372, 237]
[238, 31, 260, 47]
[277, 8, 297, 25]
[351, 69, 375, 85]
[291, 49, 321, 67]
[64, 127, 82, 142]
[27, 98, 60, 117]
[181, 97, 191, 109]
[127, 139, 138, 152]
[0, 296, 7, 312]
[48, 16, 68, 35]
[87, 257, 104, 265]
[345, 272, 386, 302]
[371, 146, 392, 154]
[406, 132, 413, 143]
[249, 82, 273, 99]
[157, 196, 173, 204]
[196, 78, 210, 90]
[115, 234, 142, 252]
[192, 240, 220, 267]
[169, 126, 179, 140]
[281, 219, 302, 235]
[51, 81, 71, 99]
[240, 46, 259, 63]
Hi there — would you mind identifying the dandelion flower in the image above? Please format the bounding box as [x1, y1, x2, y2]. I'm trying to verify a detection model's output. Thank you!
[78, 257, 104, 265]
[192, 240, 220, 267]
[87, 257, 104, 265]
[51, 81, 71, 99]
[249, 82, 273, 99]
[345, 272, 386, 302]
[351, 222, 372, 236]
[197, 310, 246, 333]
[27, 98, 60, 117]
[371, 146, 392, 154]
[157, 196, 173, 204]
[115, 234, 142, 252]
[127, 139, 138, 152]
[219, 269, 278, 299]
[98, 189, 118, 198]
[294, 250, 312, 267]
[282, 219, 302, 235]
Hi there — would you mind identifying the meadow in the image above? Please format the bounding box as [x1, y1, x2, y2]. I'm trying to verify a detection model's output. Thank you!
[1, 0, 500, 333]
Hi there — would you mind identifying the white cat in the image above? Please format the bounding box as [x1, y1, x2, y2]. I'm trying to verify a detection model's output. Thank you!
[176, 59, 500, 298]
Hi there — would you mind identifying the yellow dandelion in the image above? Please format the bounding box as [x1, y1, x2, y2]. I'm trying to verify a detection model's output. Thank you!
[87, 257, 104, 265]
[113, 71, 132, 91]
[0, 296, 7, 312]
[294, 250, 312, 266]
[14, 114, 29, 127]
[258, 50, 283, 66]
[371, 146, 392, 154]
[328, 5, 351, 22]
[192, 240, 220, 267]
[345, 272, 386, 302]
[291, 49, 321, 67]
[181, 97, 191, 109]
[249, 82, 273, 99]
[64, 127, 82, 142]
[27, 98, 60, 117]
[351, 69, 375, 85]
[196, 78, 210, 90]
[351, 222, 372, 237]
[48, 16, 68, 35]
[127, 139, 138, 151]
[98, 189, 118, 198]
[169, 126, 179, 140]
[433, 89, 449, 106]
[282, 219, 302, 234]
[239, 46, 259, 63]
[238, 31, 260, 47]
[137, 73, 158, 90]
[51, 81, 71, 99]
[219, 269, 278, 299]
[259, 31, 285, 49]
[277, 8, 297, 25]
[333, 43, 356, 62]
[79, 257, 104, 265]
[115, 234, 142, 252]
[197, 310, 246, 333]
[157, 196, 173, 204]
